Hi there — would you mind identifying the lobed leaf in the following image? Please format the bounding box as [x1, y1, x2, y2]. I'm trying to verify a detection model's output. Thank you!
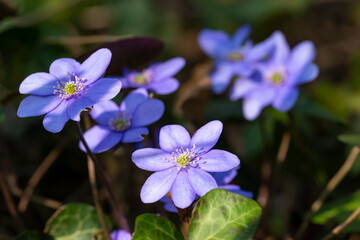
[132, 214, 184, 240]
[189, 188, 262, 240]
[44, 203, 110, 240]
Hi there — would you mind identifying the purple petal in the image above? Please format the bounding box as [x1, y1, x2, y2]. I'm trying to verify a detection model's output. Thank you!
[91, 100, 119, 126]
[122, 127, 149, 143]
[271, 31, 290, 64]
[85, 78, 122, 102]
[132, 148, 174, 171]
[287, 41, 316, 76]
[49, 58, 81, 79]
[79, 125, 122, 153]
[198, 150, 240, 172]
[118, 76, 131, 89]
[232, 24, 251, 46]
[110, 230, 132, 240]
[148, 78, 179, 95]
[78, 48, 112, 85]
[221, 184, 254, 198]
[247, 36, 275, 62]
[17, 95, 62, 117]
[140, 169, 178, 203]
[152, 57, 185, 82]
[188, 168, 217, 197]
[160, 196, 178, 213]
[159, 125, 191, 152]
[19, 73, 58, 96]
[131, 99, 164, 127]
[120, 88, 148, 113]
[42, 101, 69, 133]
[272, 87, 299, 112]
[211, 65, 234, 94]
[292, 63, 319, 85]
[229, 78, 259, 101]
[212, 166, 239, 185]
[170, 170, 196, 209]
[66, 97, 94, 121]
[198, 29, 229, 58]
[243, 87, 275, 120]
[190, 120, 223, 155]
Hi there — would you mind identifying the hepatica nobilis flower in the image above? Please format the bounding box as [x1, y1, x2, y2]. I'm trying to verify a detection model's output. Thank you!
[132, 120, 240, 209]
[119, 57, 185, 95]
[17, 48, 121, 133]
[79, 88, 164, 153]
[198, 24, 259, 94]
[230, 31, 319, 120]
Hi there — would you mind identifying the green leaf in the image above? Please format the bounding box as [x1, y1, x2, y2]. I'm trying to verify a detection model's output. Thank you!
[15, 232, 52, 240]
[312, 190, 360, 232]
[189, 189, 262, 240]
[132, 214, 184, 240]
[338, 134, 360, 147]
[44, 203, 110, 240]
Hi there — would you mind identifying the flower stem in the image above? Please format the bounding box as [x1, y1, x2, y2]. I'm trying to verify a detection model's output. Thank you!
[75, 121, 130, 232]
[87, 157, 111, 240]
[295, 146, 360, 240]
[321, 205, 360, 240]
[166, 192, 192, 237]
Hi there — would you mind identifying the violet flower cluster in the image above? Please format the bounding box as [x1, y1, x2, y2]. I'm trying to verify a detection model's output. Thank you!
[118, 57, 185, 95]
[17, 49, 122, 133]
[132, 120, 240, 209]
[199, 26, 319, 120]
[79, 88, 165, 153]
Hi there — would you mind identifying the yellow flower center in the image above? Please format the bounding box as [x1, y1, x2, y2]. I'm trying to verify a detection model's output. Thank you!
[177, 153, 191, 167]
[226, 52, 243, 62]
[64, 82, 77, 95]
[271, 72, 284, 85]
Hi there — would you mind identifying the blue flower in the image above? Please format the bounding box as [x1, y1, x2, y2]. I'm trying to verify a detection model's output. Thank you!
[198, 25, 261, 94]
[79, 88, 164, 153]
[229, 31, 319, 120]
[119, 57, 185, 95]
[132, 120, 240, 209]
[17, 48, 121, 133]
[110, 230, 131, 240]
[160, 166, 253, 213]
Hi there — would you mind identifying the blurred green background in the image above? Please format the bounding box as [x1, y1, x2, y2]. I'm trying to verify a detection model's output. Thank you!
[1, 0, 360, 239]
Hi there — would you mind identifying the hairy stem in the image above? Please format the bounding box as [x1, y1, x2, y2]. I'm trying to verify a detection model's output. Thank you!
[87, 157, 111, 240]
[75, 121, 130, 232]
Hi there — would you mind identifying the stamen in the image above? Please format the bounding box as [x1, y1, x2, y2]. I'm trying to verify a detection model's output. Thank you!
[53, 73, 86, 99]
[130, 70, 153, 85]
[109, 111, 132, 132]
[266, 68, 287, 86]
[226, 52, 243, 62]
[163, 144, 200, 170]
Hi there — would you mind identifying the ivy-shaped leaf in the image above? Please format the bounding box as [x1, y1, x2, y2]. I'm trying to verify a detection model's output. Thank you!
[44, 203, 110, 240]
[189, 189, 262, 240]
[132, 214, 184, 240]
